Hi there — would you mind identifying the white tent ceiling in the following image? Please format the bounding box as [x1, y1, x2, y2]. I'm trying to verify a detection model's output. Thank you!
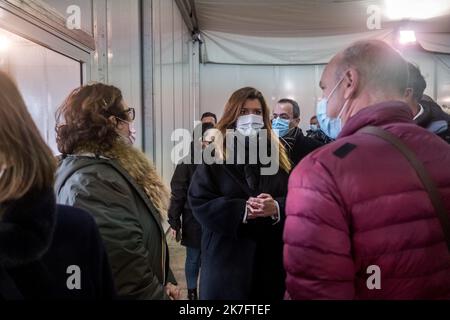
[180, 0, 450, 64]
[195, 0, 450, 37]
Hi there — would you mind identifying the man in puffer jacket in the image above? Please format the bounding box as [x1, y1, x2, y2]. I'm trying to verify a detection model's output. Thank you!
[283, 40, 450, 300]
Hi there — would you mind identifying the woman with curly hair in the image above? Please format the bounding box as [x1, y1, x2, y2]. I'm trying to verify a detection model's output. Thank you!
[55, 83, 179, 300]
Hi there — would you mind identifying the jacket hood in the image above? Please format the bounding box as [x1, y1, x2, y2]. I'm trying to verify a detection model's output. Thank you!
[0, 188, 56, 268]
[58, 141, 170, 219]
[339, 101, 414, 138]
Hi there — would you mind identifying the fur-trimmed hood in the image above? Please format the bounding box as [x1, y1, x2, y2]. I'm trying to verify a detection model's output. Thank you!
[0, 189, 56, 268]
[73, 141, 170, 218]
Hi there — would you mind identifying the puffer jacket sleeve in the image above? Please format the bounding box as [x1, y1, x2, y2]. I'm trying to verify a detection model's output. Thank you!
[283, 156, 355, 300]
[188, 164, 247, 236]
[61, 167, 170, 300]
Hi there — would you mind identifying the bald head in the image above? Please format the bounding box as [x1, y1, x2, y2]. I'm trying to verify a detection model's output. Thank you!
[334, 40, 408, 96]
[318, 40, 409, 124]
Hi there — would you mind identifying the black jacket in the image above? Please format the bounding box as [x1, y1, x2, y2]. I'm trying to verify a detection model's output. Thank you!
[306, 128, 334, 146]
[168, 161, 201, 248]
[188, 160, 289, 300]
[282, 127, 323, 167]
[0, 189, 115, 300]
[415, 99, 450, 144]
[168, 138, 214, 249]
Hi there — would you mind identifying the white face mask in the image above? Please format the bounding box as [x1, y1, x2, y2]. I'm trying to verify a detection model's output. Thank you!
[117, 118, 137, 145]
[236, 114, 264, 137]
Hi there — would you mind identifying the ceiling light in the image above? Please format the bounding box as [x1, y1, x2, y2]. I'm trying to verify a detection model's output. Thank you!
[0, 36, 11, 51]
[385, 0, 450, 20]
[399, 30, 417, 45]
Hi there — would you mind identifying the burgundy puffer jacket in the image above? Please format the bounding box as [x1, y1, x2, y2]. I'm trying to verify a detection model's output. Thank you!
[284, 101, 450, 300]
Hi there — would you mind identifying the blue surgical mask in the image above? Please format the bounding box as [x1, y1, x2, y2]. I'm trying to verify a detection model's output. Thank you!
[236, 114, 264, 137]
[310, 124, 318, 132]
[316, 77, 349, 140]
[272, 118, 290, 137]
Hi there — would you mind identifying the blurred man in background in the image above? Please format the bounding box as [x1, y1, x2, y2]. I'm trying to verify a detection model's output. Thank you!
[201, 112, 217, 126]
[404, 63, 450, 144]
[272, 99, 322, 167]
[306, 115, 333, 145]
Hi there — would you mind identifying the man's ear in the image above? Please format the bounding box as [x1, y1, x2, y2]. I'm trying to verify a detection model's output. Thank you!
[292, 118, 300, 128]
[403, 88, 416, 106]
[404, 88, 413, 100]
[343, 68, 359, 100]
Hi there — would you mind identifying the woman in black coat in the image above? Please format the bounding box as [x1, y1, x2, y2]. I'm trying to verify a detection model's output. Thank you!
[0, 71, 115, 300]
[168, 123, 215, 300]
[188, 87, 292, 300]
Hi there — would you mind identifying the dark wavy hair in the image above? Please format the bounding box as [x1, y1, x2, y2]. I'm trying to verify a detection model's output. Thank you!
[56, 83, 129, 155]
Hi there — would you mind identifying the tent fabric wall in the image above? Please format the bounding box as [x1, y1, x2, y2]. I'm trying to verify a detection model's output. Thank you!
[193, 0, 450, 38]
[41, 0, 144, 148]
[417, 32, 450, 54]
[201, 30, 450, 65]
[1, 29, 81, 155]
[200, 49, 450, 132]
[144, 0, 200, 183]
[200, 63, 324, 132]
[194, 0, 450, 65]
[201, 29, 394, 65]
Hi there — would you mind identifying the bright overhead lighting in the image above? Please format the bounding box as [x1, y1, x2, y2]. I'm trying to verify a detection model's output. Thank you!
[0, 36, 11, 51]
[385, 0, 450, 20]
[399, 30, 417, 45]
